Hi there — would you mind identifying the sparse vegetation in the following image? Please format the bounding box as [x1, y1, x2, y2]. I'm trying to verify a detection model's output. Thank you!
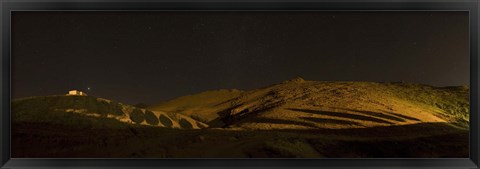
[384, 83, 469, 128]
[12, 95, 202, 129]
[159, 115, 173, 127]
[12, 109, 130, 129]
[130, 108, 145, 124]
[144, 110, 159, 125]
[179, 119, 193, 129]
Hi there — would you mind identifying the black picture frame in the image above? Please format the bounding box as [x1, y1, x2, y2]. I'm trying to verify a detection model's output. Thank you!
[1, 0, 479, 168]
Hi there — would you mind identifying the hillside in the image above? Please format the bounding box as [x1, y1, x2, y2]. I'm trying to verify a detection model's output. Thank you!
[12, 95, 207, 129]
[151, 78, 469, 129]
[149, 89, 243, 123]
[12, 78, 469, 158]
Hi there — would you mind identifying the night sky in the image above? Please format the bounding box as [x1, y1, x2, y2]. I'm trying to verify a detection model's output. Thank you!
[12, 11, 469, 105]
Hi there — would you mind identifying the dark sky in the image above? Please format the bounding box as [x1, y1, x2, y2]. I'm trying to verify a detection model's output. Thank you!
[12, 11, 469, 105]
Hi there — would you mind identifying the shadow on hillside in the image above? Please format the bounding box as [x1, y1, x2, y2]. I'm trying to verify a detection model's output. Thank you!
[334, 108, 421, 122]
[210, 107, 423, 129]
[385, 112, 421, 121]
[158, 115, 173, 127]
[300, 117, 363, 126]
[337, 108, 406, 122]
[209, 105, 279, 128]
[179, 119, 193, 129]
[287, 108, 394, 124]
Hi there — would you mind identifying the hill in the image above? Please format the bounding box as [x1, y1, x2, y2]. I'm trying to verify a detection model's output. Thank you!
[12, 95, 207, 129]
[11, 78, 469, 158]
[151, 78, 469, 129]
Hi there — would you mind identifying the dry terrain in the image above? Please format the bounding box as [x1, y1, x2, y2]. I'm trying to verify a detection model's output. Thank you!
[12, 78, 469, 158]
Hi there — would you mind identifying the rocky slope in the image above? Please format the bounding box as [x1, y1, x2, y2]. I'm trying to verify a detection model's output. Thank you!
[151, 77, 469, 130]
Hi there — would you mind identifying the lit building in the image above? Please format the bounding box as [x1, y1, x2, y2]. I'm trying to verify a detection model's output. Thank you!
[67, 90, 87, 96]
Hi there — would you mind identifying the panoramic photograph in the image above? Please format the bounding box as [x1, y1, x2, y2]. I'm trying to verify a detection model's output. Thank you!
[11, 11, 469, 158]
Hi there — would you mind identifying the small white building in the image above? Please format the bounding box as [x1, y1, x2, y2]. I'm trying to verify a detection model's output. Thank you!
[67, 90, 87, 96]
